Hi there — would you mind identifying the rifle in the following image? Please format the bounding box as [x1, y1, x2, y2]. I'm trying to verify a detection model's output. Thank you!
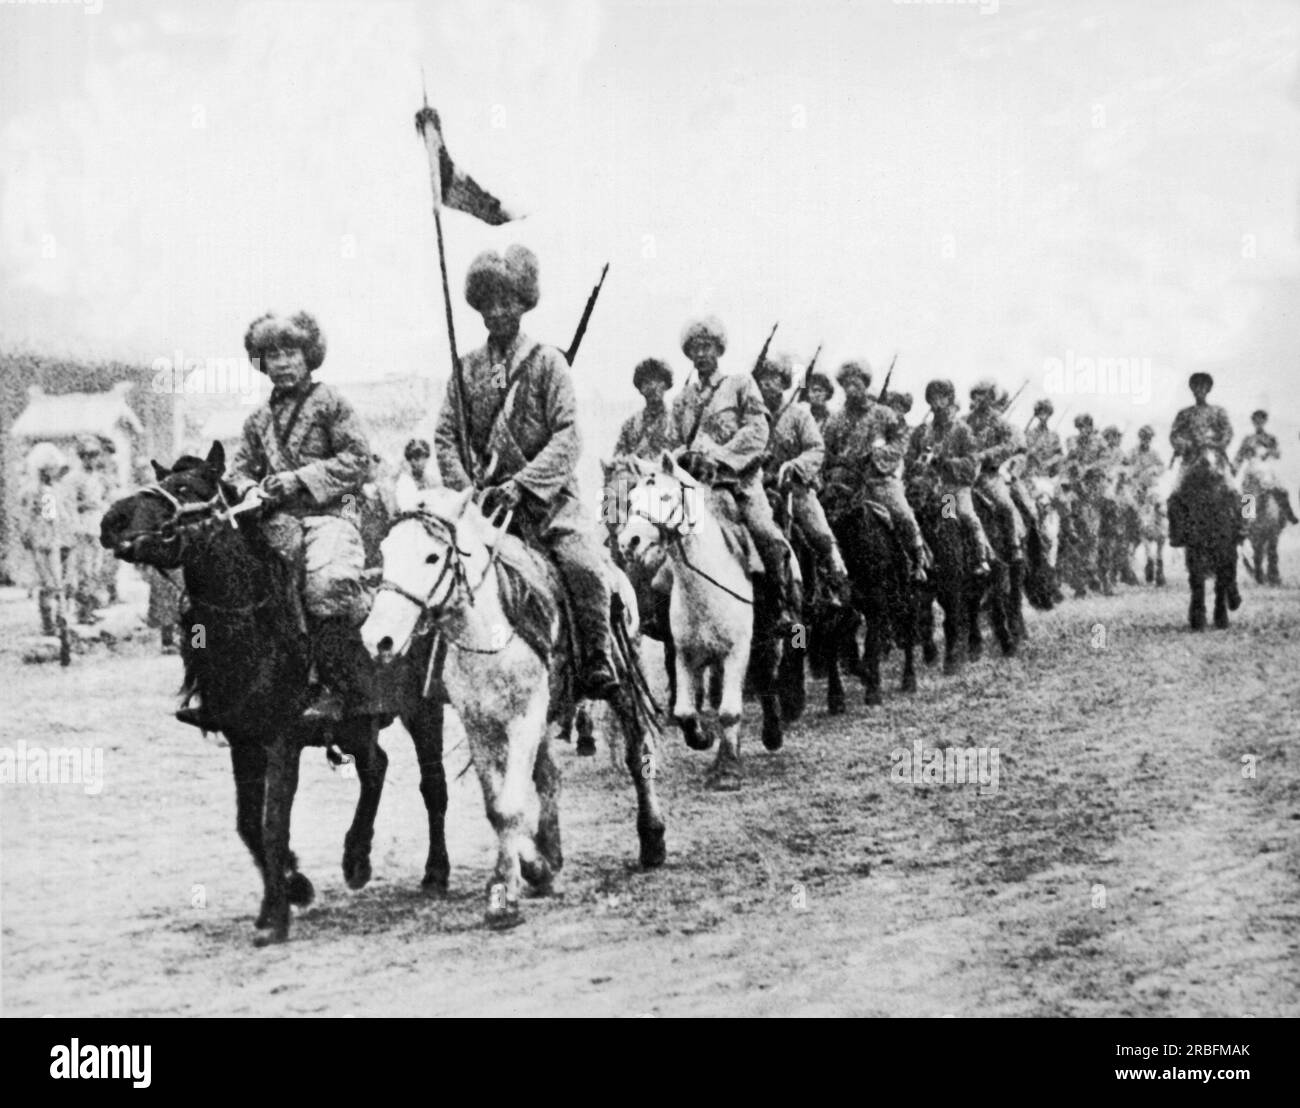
[565, 262, 608, 365]
[878, 352, 898, 401]
[794, 343, 823, 405]
[750, 321, 780, 378]
[1000, 378, 1029, 417]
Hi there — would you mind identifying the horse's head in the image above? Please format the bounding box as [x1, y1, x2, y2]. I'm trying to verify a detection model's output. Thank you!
[614, 451, 703, 564]
[99, 441, 239, 568]
[362, 486, 490, 658]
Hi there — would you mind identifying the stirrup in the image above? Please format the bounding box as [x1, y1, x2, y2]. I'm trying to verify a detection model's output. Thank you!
[301, 689, 344, 722]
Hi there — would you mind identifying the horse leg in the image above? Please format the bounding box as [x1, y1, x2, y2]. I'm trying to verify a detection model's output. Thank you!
[826, 613, 846, 715]
[862, 601, 884, 707]
[706, 651, 745, 792]
[919, 593, 939, 666]
[1213, 573, 1230, 629]
[609, 685, 666, 868]
[406, 697, 450, 893]
[778, 623, 807, 723]
[673, 647, 711, 751]
[341, 718, 387, 892]
[1007, 563, 1027, 643]
[255, 733, 303, 945]
[1187, 551, 1206, 631]
[528, 735, 562, 884]
[574, 701, 597, 757]
[991, 567, 1016, 657]
[229, 738, 272, 923]
[1268, 537, 1280, 586]
[664, 636, 677, 713]
[754, 628, 784, 751]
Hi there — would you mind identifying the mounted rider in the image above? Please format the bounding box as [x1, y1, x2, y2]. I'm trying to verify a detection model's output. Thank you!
[667, 315, 802, 631]
[965, 378, 1028, 563]
[904, 378, 995, 576]
[753, 351, 850, 594]
[614, 358, 675, 461]
[1024, 399, 1064, 480]
[186, 311, 375, 728]
[1234, 409, 1300, 525]
[822, 360, 930, 582]
[433, 245, 620, 700]
[806, 371, 834, 433]
[1168, 372, 1237, 545]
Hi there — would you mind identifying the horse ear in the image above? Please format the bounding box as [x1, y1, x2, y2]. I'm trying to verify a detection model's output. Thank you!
[150, 460, 170, 481]
[206, 440, 226, 474]
[660, 451, 676, 475]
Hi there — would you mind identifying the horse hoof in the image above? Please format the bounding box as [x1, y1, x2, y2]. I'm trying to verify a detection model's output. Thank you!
[864, 690, 883, 708]
[827, 694, 846, 716]
[421, 872, 450, 896]
[900, 674, 917, 694]
[575, 735, 597, 757]
[761, 725, 783, 752]
[485, 902, 523, 931]
[706, 767, 742, 792]
[253, 924, 289, 946]
[342, 853, 372, 891]
[639, 826, 667, 869]
[1214, 614, 1230, 630]
[287, 871, 315, 907]
[679, 718, 712, 751]
[1227, 587, 1242, 611]
[922, 642, 939, 665]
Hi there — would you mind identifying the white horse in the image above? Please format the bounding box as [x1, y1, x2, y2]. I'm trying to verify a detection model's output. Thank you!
[614, 453, 766, 792]
[362, 487, 665, 927]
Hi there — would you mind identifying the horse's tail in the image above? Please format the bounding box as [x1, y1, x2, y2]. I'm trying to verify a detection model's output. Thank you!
[609, 590, 663, 736]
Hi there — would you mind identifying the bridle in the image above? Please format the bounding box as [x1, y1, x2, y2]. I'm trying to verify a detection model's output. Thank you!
[377, 509, 517, 652]
[621, 474, 754, 606]
[125, 478, 271, 616]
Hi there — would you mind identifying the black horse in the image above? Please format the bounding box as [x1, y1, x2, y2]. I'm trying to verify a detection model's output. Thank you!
[1168, 447, 1243, 630]
[100, 442, 450, 944]
[912, 496, 1010, 675]
[826, 498, 916, 707]
[972, 488, 1023, 656]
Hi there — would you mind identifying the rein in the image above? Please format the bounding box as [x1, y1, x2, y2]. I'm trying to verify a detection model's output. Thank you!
[378, 509, 519, 653]
[626, 481, 754, 606]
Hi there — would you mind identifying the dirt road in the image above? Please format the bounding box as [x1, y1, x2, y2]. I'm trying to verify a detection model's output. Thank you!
[2, 549, 1297, 1017]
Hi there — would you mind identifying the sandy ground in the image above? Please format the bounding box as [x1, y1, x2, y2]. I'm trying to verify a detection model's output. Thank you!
[1, 545, 1297, 1018]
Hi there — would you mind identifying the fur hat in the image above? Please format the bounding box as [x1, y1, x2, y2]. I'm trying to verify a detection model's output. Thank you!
[1188, 371, 1214, 391]
[1033, 399, 1054, 417]
[1074, 413, 1094, 430]
[924, 378, 955, 404]
[75, 433, 102, 457]
[1251, 409, 1268, 422]
[885, 390, 914, 415]
[464, 245, 540, 312]
[806, 372, 833, 398]
[680, 316, 727, 356]
[245, 311, 327, 372]
[836, 360, 872, 389]
[404, 438, 431, 460]
[1102, 425, 1122, 441]
[1138, 425, 1154, 439]
[970, 377, 998, 398]
[632, 358, 674, 392]
[755, 351, 794, 389]
[28, 441, 70, 478]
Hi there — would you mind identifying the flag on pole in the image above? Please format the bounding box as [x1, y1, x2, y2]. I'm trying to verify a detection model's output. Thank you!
[415, 105, 519, 225]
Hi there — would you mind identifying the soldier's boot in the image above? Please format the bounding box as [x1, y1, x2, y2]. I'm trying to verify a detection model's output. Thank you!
[573, 600, 620, 702]
[1276, 488, 1300, 527]
[303, 617, 377, 721]
[38, 589, 58, 636]
[1155, 558, 1166, 588]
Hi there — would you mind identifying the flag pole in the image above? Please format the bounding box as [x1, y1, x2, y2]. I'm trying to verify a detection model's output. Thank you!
[416, 95, 478, 487]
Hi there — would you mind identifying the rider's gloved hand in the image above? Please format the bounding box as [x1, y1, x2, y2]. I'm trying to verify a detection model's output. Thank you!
[261, 471, 301, 501]
[480, 480, 522, 519]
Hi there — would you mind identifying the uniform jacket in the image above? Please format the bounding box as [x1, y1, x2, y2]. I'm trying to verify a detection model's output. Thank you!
[966, 409, 1025, 473]
[1170, 403, 1232, 461]
[765, 401, 825, 487]
[824, 400, 908, 484]
[230, 380, 371, 518]
[668, 371, 770, 491]
[434, 332, 590, 535]
[19, 476, 76, 550]
[614, 404, 673, 461]
[69, 466, 109, 537]
[1025, 423, 1064, 477]
[1235, 430, 1279, 464]
[905, 414, 981, 492]
[1063, 433, 1109, 497]
[1126, 446, 1165, 498]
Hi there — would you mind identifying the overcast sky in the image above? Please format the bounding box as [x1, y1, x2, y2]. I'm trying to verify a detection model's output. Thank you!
[3, 0, 1299, 472]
